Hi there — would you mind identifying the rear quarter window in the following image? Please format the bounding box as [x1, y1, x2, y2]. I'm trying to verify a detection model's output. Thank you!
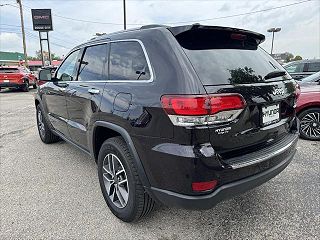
[109, 41, 151, 81]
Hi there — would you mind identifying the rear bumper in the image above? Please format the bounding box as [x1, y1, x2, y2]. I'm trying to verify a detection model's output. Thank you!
[0, 82, 23, 88]
[148, 133, 298, 209]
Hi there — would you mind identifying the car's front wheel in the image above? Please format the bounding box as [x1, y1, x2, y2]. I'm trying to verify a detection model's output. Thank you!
[98, 137, 155, 222]
[36, 104, 60, 143]
[298, 108, 320, 141]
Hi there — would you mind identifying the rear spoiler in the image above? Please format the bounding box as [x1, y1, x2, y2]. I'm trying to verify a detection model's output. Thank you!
[168, 24, 265, 47]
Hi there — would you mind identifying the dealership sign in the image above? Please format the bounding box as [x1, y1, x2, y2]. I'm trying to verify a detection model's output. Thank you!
[31, 9, 53, 31]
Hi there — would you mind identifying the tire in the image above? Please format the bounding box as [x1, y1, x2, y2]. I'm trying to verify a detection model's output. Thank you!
[298, 108, 320, 141]
[36, 104, 60, 143]
[98, 137, 155, 222]
[33, 83, 37, 89]
[22, 80, 29, 92]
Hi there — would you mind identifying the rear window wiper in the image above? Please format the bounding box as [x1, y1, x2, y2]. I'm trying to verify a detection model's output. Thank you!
[264, 70, 286, 80]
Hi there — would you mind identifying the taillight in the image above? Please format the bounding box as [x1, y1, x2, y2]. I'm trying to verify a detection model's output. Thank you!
[161, 94, 246, 126]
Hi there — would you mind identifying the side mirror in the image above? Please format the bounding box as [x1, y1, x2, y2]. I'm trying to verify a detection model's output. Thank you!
[39, 69, 52, 81]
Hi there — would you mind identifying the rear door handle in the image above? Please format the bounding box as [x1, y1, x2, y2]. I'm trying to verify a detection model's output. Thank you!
[88, 88, 100, 94]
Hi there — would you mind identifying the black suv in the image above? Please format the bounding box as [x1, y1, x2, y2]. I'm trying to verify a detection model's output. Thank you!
[35, 25, 299, 222]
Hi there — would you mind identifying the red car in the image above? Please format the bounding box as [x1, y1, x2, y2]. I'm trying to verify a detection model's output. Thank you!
[0, 66, 37, 92]
[296, 83, 320, 140]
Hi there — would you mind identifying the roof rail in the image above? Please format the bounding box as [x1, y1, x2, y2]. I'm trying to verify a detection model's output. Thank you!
[140, 24, 169, 30]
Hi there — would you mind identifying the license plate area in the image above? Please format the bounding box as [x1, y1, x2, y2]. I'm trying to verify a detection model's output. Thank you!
[261, 104, 280, 126]
[3, 80, 10, 83]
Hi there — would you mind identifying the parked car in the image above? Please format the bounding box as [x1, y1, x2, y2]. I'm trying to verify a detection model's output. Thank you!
[300, 71, 320, 85]
[296, 83, 320, 140]
[283, 59, 320, 81]
[0, 66, 37, 91]
[35, 24, 300, 222]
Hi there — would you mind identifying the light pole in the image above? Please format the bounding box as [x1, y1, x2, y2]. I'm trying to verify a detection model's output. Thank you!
[267, 27, 281, 55]
[123, 0, 126, 30]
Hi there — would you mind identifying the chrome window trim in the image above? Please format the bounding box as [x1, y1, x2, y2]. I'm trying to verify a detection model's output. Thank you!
[71, 39, 154, 83]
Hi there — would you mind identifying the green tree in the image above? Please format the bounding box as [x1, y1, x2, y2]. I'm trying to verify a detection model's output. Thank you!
[27, 51, 62, 61]
[292, 55, 303, 61]
[285, 52, 294, 63]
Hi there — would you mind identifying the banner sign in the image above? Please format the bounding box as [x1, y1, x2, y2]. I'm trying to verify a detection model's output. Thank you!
[31, 9, 53, 31]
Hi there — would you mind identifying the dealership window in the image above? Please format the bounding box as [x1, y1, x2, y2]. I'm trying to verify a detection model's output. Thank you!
[78, 44, 109, 81]
[109, 41, 151, 81]
[56, 50, 80, 81]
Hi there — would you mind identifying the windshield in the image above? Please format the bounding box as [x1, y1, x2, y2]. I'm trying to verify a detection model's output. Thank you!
[301, 72, 320, 83]
[0, 68, 19, 73]
[184, 47, 289, 85]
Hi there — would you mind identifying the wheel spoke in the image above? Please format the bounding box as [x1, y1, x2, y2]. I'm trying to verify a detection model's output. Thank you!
[111, 155, 116, 176]
[103, 165, 113, 177]
[103, 173, 114, 182]
[118, 179, 127, 185]
[116, 169, 125, 176]
[118, 185, 129, 202]
[116, 187, 126, 207]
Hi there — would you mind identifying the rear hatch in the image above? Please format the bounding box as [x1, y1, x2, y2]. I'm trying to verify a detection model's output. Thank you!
[0, 68, 22, 82]
[169, 25, 297, 158]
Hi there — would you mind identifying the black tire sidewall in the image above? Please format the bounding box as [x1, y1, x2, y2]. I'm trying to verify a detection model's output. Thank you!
[22, 80, 29, 92]
[98, 139, 138, 222]
[36, 104, 50, 142]
[298, 108, 320, 141]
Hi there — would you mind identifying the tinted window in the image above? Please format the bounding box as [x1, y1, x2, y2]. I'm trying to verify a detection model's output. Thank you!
[56, 50, 80, 81]
[185, 47, 287, 85]
[0, 68, 19, 73]
[109, 41, 151, 81]
[307, 62, 320, 72]
[78, 44, 108, 81]
[285, 63, 304, 73]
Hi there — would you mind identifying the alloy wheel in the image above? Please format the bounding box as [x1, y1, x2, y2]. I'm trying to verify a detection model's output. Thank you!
[102, 153, 129, 209]
[37, 110, 45, 138]
[300, 112, 320, 139]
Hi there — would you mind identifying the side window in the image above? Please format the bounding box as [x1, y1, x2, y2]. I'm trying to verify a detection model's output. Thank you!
[78, 44, 108, 81]
[306, 62, 320, 72]
[109, 41, 151, 81]
[285, 63, 304, 73]
[56, 50, 80, 81]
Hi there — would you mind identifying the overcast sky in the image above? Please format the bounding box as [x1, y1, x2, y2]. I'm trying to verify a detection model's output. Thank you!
[0, 0, 319, 59]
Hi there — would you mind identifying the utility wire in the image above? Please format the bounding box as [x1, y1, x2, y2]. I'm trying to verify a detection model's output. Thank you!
[0, 24, 77, 45]
[20, 0, 312, 26]
[0, 29, 72, 49]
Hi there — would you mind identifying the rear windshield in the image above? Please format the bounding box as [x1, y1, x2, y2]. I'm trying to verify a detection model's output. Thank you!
[175, 28, 286, 85]
[184, 48, 286, 85]
[0, 68, 19, 73]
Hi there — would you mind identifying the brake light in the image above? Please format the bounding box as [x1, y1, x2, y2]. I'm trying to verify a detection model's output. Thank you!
[161, 94, 246, 126]
[230, 33, 247, 41]
[192, 180, 218, 192]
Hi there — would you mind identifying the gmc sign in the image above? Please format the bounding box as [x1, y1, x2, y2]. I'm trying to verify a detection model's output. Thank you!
[31, 9, 53, 31]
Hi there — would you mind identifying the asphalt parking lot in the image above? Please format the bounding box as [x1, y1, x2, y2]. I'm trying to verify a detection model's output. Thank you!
[0, 89, 319, 240]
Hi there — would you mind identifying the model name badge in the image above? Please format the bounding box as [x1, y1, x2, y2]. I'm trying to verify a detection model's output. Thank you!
[215, 126, 231, 135]
[272, 87, 285, 96]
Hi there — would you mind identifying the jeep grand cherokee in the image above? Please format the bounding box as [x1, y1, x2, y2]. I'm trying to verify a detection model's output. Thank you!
[35, 24, 299, 222]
